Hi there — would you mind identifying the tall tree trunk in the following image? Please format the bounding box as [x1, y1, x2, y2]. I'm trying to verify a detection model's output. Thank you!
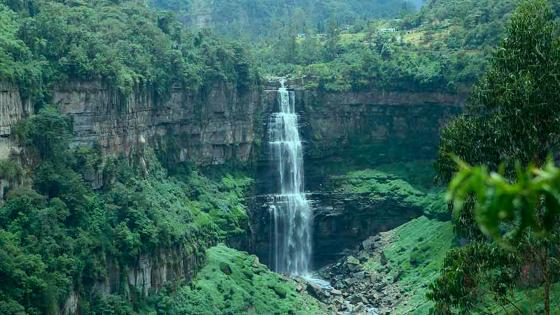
[542, 247, 550, 315]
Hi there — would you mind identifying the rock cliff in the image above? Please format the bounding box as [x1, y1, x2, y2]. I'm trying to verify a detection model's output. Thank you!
[0, 82, 30, 160]
[61, 242, 211, 315]
[298, 89, 463, 189]
[53, 81, 262, 166]
[1, 78, 463, 292]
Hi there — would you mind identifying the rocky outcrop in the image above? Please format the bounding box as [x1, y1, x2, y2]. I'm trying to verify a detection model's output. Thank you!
[99, 244, 208, 296]
[302, 89, 460, 265]
[0, 82, 32, 137]
[311, 191, 423, 265]
[0, 80, 264, 167]
[53, 81, 263, 166]
[0, 82, 28, 203]
[0, 82, 30, 161]
[61, 241, 211, 314]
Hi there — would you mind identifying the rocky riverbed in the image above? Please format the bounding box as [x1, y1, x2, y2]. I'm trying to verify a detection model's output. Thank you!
[295, 232, 401, 315]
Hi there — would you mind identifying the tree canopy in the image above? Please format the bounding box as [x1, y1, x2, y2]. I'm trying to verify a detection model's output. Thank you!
[0, 0, 258, 105]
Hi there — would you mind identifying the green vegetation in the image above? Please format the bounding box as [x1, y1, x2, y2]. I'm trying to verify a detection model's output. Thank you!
[448, 160, 560, 243]
[442, 161, 560, 314]
[0, 0, 257, 105]
[335, 162, 448, 219]
[485, 284, 560, 314]
[3, 0, 560, 314]
[151, 0, 416, 40]
[156, 244, 326, 315]
[363, 216, 455, 314]
[0, 4, 42, 99]
[436, 0, 560, 180]
[0, 108, 254, 314]
[431, 1, 560, 313]
[254, 0, 546, 92]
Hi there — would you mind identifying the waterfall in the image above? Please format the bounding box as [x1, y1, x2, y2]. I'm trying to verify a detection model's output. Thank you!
[268, 79, 312, 276]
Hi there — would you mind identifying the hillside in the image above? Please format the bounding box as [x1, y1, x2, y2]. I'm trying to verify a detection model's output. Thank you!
[257, 0, 532, 92]
[151, 0, 418, 40]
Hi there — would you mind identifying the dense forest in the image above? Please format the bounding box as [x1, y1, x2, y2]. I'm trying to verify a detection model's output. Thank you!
[0, 0, 257, 105]
[150, 0, 421, 40]
[1, 0, 559, 314]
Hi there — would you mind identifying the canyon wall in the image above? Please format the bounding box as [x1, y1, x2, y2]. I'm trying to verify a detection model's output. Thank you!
[53, 81, 263, 167]
[0, 82, 29, 202]
[1, 81, 263, 167]
[299, 90, 463, 187]
[61, 241, 212, 315]
[1, 79, 464, 288]
[252, 87, 465, 267]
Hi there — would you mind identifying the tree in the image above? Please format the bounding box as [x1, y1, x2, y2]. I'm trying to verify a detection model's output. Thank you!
[324, 18, 340, 61]
[431, 1, 560, 313]
[437, 0, 560, 181]
[446, 160, 560, 315]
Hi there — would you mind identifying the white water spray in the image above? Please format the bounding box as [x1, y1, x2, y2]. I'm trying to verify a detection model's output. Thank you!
[269, 79, 313, 276]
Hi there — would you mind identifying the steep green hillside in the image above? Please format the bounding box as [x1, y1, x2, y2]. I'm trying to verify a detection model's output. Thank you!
[157, 245, 327, 315]
[363, 216, 455, 314]
[0, 108, 253, 314]
[151, 0, 416, 40]
[259, 0, 558, 92]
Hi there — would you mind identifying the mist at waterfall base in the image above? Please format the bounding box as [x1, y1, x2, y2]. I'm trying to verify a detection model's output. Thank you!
[268, 80, 313, 277]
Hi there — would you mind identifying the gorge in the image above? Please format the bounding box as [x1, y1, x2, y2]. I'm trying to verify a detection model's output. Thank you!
[1, 0, 560, 314]
[0, 74, 463, 313]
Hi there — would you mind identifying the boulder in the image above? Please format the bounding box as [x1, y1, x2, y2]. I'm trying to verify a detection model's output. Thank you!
[219, 262, 232, 275]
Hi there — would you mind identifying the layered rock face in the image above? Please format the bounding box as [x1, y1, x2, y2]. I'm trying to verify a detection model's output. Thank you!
[310, 190, 423, 265]
[301, 90, 462, 265]
[53, 81, 262, 166]
[0, 82, 32, 137]
[1, 78, 463, 277]
[96, 244, 209, 297]
[0, 82, 30, 160]
[298, 90, 463, 190]
[61, 242, 211, 315]
[0, 82, 29, 203]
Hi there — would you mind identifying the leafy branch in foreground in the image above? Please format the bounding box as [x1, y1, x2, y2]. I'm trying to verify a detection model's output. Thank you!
[447, 158, 560, 245]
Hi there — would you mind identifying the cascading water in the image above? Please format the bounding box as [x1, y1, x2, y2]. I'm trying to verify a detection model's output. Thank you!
[268, 79, 313, 276]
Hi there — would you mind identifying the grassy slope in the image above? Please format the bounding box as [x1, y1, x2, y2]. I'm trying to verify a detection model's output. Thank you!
[164, 245, 327, 315]
[363, 216, 455, 314]
[346, 161, 560, 314]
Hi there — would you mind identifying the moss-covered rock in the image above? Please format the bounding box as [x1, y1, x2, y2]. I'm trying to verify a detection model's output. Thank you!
[310, 161, 449, 265]
[335, 160, 451, 220]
